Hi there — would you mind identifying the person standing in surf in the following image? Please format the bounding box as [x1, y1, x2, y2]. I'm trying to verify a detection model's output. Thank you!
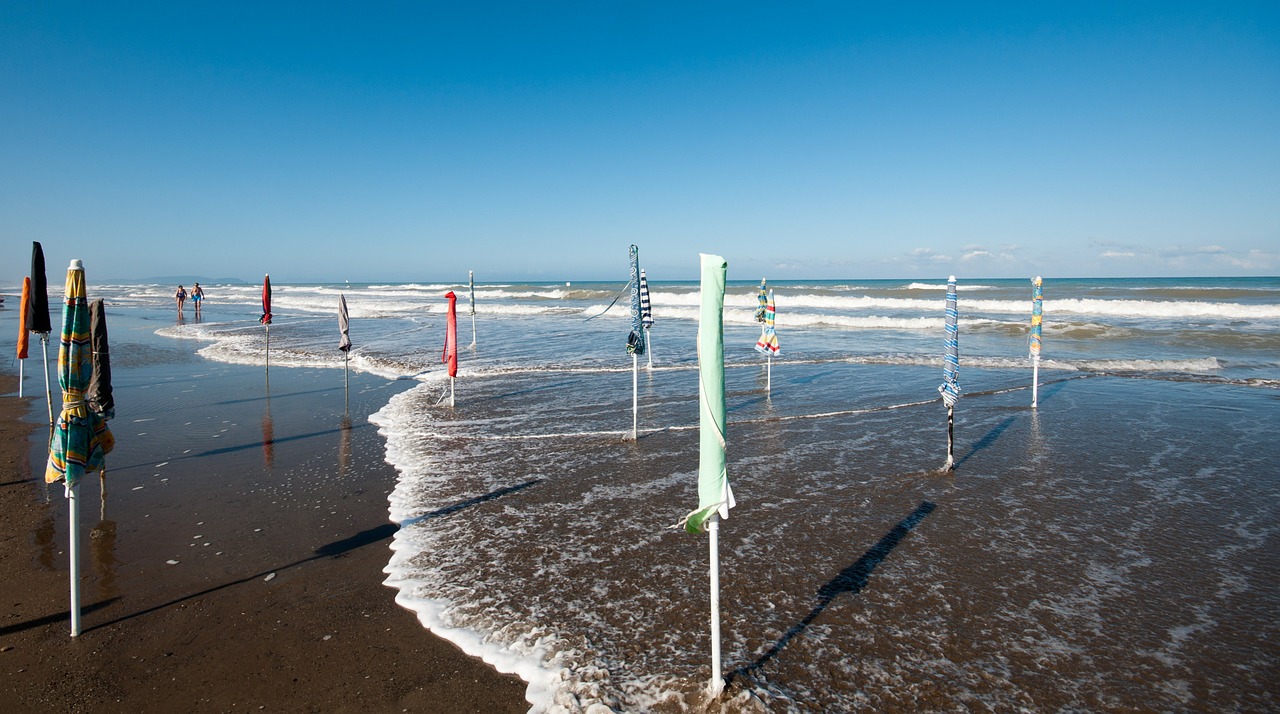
[192, 282, 205, 316]
[175, 285, 187, 315]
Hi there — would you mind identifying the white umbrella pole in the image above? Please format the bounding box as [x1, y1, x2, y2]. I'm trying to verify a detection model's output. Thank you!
[42, 335, 53, 425]
[645, 330, 653, 369]
[18, 359, 23, 398]
[344, 351, 349, 406]
[68, 482, 81, 637]
[631, 354, 638, 440]
[450, 377, 455, 407]
[707, 512, 724, 698]
[265, 325, 270, 374]
[1031, 356, 1040, 408]
[944, 405, 955, 471]
[470, 313, 477, 348]
[767, 355, 772, 393]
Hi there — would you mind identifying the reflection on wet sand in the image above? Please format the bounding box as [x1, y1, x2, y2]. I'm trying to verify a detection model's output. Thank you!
[338, 414, 352, 475]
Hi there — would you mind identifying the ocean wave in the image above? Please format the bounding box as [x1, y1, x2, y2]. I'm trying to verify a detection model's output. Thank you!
[904, 282, 999, 291]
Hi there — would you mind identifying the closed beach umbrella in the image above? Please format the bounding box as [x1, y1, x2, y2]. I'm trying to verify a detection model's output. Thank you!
[338, 293, 352, 352]
[443, 291, 458, 406]
[626, 245, 644, 439]
[639, 268, 654, 367]
[30, 242, 54, 423]
[1030, 276, 1043, 408]
[468, 271, 476, 316]
[45, 259, 114, 637]
[28, 242, 52, 333]
[754, 278, 767, 323]
[679, 253, 734, 698]
[17, 277, 31, 397]
[755, 288, 780, 393]
[338, 292, 352, 399]
[17, 277, 31, 359]
[627, 245, 645, 356]
[468, 270, 477, 347]
[754, 289, 779, 356]
[938, 276, 960, 471]
[260, 274, 272, 373]
[87, 299, 115, 421]
[260, 274, 273, 325]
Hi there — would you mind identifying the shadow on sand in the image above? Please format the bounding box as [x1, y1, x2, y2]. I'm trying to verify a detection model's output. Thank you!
[729, 500, 936, 683]
[56, 480, 542, 634]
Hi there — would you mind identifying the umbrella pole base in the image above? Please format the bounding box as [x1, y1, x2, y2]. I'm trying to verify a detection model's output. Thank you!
[940, 405, 955, 473]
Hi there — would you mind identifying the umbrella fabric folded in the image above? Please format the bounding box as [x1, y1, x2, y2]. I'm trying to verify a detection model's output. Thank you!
[1030, 276, 1043, 357]
[626, 245, 645, 355]
[938, 276, 960, 407]
[17, 277, 31, 359]
[754, 289, 779, 356]
[680, 253, 734, 534]
[28, 242, 52, 334]
[443, 291, 458, 378]
[46, 261, 114, 488]
[338, 294, 352, 352]
[87, 299, 115, 420]
[260, 275, 272, 325]
[639, 269, 653, 329]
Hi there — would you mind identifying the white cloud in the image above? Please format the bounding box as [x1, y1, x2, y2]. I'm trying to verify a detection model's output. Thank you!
[962, 250, 993, 261]
[1101, 250, 1136, 259]
[908, 247, 951, 263]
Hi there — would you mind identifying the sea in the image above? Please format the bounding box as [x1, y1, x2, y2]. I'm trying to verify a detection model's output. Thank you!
[9, 275, 1280, 711]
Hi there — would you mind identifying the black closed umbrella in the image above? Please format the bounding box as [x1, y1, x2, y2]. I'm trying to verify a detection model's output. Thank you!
[88, 299, 115, 420]
[29, 241, 54, 423]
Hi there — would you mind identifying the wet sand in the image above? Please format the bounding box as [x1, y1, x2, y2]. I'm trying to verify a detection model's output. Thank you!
[0, 366, 528, 713]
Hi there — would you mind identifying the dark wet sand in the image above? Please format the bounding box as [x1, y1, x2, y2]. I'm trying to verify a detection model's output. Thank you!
[0, 368, 528, 713]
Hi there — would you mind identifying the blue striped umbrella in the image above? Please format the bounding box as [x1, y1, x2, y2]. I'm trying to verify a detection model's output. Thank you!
[938, 275, 959, 470]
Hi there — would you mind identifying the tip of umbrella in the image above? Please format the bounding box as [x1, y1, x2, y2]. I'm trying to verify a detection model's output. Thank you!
[69, 259, 84, 270]
[948, 274, 956, 281]
[1034, 275, 1042, 283]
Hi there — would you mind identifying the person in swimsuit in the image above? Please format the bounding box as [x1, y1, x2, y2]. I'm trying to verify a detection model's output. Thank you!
[175, 285, 187, 314]
[192, 282, 205, 315]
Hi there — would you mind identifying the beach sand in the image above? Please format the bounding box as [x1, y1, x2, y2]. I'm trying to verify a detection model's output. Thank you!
[0, 365, 528, 713]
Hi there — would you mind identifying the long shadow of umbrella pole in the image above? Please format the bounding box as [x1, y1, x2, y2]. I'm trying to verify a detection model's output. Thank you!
[731, 500, 936, 681]
[82, 481, 541, 633]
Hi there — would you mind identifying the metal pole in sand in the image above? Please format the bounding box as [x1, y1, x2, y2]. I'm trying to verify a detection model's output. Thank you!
[265, 324, 270, 376]
[1032, 357, 1040, 408]
[944, 405, 955, 471]
[631, 353, 639, 440]
[645, 329, 653, 370]
[68, 482, 81, 636]
[766, 354, 772, 394]
[450, 376, 455, 408]
[42, 335, 53, 425]
[18, 359, 23, 398]
[707, 512, 723, 698]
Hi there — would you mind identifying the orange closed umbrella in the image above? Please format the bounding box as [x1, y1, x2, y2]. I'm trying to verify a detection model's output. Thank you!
[17, 277, 31, 397]
[17, 277, 31, 359]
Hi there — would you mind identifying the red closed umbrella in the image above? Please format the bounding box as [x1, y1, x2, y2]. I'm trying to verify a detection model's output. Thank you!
[443, 291, 458, 406]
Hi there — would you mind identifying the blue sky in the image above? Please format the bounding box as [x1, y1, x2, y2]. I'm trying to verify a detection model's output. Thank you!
[2, 2, 1278, 282]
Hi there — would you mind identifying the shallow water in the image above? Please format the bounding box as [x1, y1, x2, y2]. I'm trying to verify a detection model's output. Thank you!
[5, 274, 1277, 711]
